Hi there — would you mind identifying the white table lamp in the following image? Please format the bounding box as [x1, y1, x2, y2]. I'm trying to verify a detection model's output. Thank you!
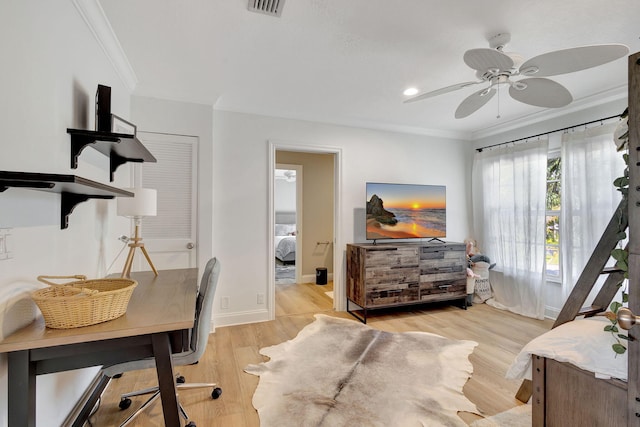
[117, 188, 158, 278]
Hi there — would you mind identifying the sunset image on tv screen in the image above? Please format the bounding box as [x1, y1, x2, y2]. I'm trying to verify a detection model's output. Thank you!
[366, 183, 446, 240]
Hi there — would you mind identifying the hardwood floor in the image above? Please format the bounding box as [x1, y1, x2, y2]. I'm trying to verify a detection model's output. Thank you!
[87, 281, 552, 426]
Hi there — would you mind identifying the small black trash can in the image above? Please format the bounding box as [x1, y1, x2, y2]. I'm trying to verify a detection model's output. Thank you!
[316, 267, 327, 285]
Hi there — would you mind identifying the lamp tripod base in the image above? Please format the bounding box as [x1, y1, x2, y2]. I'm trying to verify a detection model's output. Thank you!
[121, 224, 158, 278]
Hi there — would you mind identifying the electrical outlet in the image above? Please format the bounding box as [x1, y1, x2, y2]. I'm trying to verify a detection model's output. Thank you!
[257, 293, 265, 305]
[0, 228, 13, 261]
[221, 296, 230, 309]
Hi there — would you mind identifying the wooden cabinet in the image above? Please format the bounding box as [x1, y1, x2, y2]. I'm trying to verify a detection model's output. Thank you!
[346, 242, 467, 322]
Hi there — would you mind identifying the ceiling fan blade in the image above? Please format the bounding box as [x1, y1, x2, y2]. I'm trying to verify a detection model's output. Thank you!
[403, 81, 482, 103]
[509, 78, 572, 108]
[520, 44, 629, 77]
[455, 87, 496, 119]
[463, 48, 515, 73]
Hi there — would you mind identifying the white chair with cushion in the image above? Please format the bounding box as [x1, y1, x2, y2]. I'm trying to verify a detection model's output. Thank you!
[102, 257, 222, 427]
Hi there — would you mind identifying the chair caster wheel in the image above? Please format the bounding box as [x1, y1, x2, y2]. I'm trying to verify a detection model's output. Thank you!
[176, 375, 186, 384]
[113, 373, 123, 379]
[119, 398, 132, 410]
[186, 422, 196, 427]
[212, 387, 222, 399]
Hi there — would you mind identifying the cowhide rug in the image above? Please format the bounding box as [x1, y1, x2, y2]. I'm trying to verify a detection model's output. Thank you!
[244, 314, 478, 426]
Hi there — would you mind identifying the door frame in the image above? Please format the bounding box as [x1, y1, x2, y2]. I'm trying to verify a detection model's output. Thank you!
[268, 141, 343, 320]
[275, 163, 303, 284]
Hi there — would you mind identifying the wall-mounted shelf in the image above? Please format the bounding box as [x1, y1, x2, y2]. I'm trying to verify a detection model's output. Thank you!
[0, 171, 133, 229]
[67, 129, 157, 181]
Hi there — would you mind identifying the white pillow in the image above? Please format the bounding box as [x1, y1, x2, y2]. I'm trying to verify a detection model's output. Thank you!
[275, 224, 296, 236]
[506, 316, 628, 381]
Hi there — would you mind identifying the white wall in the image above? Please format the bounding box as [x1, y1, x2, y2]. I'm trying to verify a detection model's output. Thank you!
[212, 109, 472, 326]
[0, 1, 133, 425]
[274, 178, 296, 213]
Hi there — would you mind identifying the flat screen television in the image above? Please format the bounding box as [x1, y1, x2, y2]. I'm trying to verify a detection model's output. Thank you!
[366, 182, 446, 241]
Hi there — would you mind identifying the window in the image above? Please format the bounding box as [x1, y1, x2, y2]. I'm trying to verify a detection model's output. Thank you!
[545, 154, 561, 280]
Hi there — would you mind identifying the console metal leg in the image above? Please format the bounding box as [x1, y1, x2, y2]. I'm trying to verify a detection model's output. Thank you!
[151, 333, 180, 427]
[346, 299, 367, 324]
[8, 350, 36, 427]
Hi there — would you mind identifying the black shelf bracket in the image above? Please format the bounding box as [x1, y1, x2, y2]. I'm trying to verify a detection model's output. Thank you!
[67, 129, 156, 181]
[60, 192, 113, 229]
[110, 151, 143, 182]
[68, 131, 122, 169]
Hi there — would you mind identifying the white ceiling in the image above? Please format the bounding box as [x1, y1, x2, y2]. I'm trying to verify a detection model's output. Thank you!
[99, 0, 640, 140]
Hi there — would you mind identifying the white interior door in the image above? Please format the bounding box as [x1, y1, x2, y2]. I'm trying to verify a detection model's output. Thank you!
[135, 132, 198, 270]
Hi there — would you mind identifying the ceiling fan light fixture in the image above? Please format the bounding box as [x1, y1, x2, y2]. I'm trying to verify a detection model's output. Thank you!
[511, 81, 528, 91]
[520, 65, 539, 76]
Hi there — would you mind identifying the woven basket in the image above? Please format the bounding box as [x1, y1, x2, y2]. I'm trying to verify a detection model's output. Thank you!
[31, 275, 138, 329]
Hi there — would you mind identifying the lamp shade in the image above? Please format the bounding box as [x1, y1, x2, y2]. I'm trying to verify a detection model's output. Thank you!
[117, 188, 157, 217]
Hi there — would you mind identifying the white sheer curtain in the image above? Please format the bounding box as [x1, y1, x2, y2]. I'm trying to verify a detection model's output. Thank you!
[472, 139, 548, 319]
[560, 123, 626, 301]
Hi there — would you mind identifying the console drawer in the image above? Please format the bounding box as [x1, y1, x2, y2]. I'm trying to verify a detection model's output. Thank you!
[367, 282, 420, 306]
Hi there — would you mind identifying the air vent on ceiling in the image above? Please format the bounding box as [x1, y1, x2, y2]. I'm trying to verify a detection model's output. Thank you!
[248, 0, 285, 17]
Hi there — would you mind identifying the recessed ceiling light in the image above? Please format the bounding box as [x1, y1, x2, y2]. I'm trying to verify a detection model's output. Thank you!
[403, 87, 419, 96]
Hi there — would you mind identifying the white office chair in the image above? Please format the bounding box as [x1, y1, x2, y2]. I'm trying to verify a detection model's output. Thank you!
[102, 258, 222, 427]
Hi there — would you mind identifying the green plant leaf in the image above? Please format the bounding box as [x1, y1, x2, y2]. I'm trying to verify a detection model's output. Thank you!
[613, 343, 627, 354]
[618, 334, 629, 341]
[623, 293, 629, 303]
[616, 231, 627, 241]
[613, 177, 627, 188]
[611, 248, 627, 261]
[616, 260, 628, 271]
[604, 325, 614, 331]
[611, 301, 623, 313]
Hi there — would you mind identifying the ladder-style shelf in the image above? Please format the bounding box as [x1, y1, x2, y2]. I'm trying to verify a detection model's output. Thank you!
[67, 129, 157, 181]
[0, 171, 133, 229]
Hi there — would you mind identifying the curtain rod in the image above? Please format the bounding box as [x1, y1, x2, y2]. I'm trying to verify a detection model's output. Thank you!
[476, 114, 622, 152]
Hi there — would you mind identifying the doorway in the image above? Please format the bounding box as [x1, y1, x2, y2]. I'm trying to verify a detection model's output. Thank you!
[268, 142, 342, 319]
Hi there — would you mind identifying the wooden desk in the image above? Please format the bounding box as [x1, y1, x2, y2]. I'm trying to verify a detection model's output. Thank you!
[0, 268, 198, 427]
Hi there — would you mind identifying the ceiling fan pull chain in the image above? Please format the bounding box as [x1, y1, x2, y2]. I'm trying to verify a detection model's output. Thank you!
[496, 84, 501, 119]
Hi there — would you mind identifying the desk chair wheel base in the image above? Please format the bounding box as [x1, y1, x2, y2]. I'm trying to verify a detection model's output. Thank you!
[212, 387, 222, 399]
[119, 398, 132, 410]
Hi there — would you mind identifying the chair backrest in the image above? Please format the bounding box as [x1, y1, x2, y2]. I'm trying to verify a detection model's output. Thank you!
[190, 257, 220, 359]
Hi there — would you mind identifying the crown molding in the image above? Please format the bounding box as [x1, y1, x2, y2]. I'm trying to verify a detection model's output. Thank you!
[72, 0, 138, 91]
[470, 84, 628, 141]
[213, 104, 472, 141]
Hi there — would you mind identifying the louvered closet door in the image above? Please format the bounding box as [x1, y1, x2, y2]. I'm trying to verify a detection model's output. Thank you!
[137, 132, 198, 269]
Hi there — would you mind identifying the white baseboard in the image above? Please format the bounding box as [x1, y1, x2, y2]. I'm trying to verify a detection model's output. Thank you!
[544, 305, 560, 320]
[302, 272, 333, 284]
[213, 308, 270, 328]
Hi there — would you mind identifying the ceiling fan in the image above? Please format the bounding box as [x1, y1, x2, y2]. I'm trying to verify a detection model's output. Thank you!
[404, 33, 629, 118]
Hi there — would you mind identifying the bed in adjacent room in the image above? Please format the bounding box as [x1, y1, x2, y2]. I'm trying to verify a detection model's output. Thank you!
[275, 213, 296, 263]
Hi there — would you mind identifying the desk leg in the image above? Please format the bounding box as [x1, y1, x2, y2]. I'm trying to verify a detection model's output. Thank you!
[151, 333, 180, 427]
[8, 350, 36, 427]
